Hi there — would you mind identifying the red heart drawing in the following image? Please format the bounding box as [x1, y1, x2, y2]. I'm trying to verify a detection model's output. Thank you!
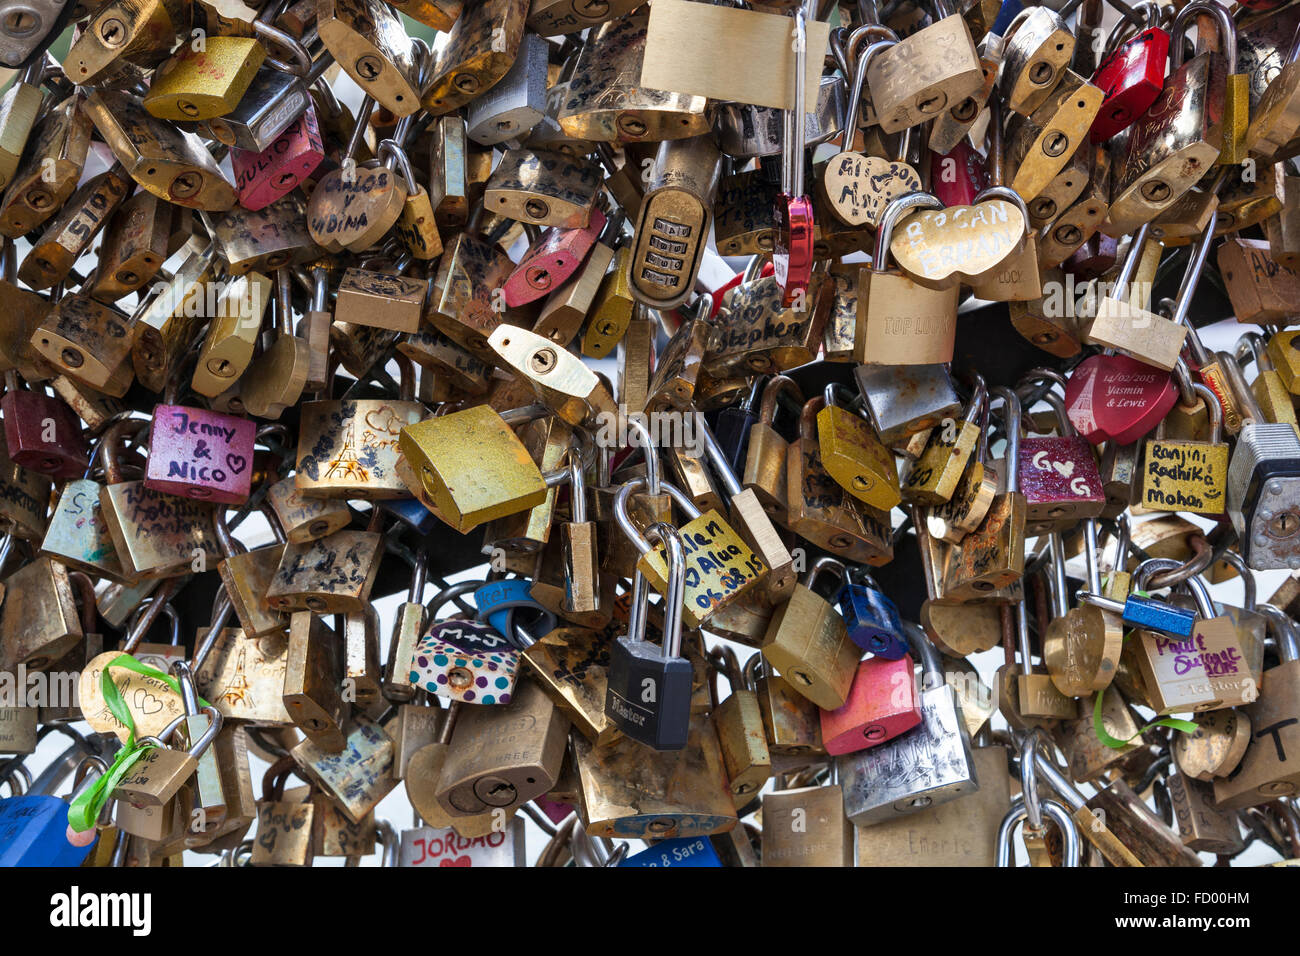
[1065, 353, 1177, 445]
[439, 855, 472, 867]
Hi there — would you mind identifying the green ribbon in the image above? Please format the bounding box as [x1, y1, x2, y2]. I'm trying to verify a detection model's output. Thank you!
[1093, 686, 1198, 751]
[66, 655, 209, 833]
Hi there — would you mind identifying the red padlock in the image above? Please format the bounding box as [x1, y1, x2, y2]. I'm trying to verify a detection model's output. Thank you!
[773, 7, 815, 308]
[1090, 11, 1170, 143]
[231, 101, 326, 211]
[930, 140, 989, 210]
[502, 206, 607, 308]
[819, 654, 921, 756]
[146, 405, 257, 504]
[1064, 353, 1178, 446]
[0, 374, 89, 480]
[1063, 232, 1117, 280]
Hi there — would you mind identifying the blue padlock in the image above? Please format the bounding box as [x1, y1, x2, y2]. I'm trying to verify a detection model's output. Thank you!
[990, 0, 1025, 35]
[0, 795, 95, 866]
[473, 579, 555, 644]
[838, 569, 908, 659]
[1077, 591, 1197, 638]
[381, 496, 439, 534]
[619, 836, 722, 867]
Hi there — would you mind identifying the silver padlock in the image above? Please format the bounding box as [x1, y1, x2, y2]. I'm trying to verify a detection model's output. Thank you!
[711, 75, 844, 159]
[853, 363, 962, 447]
[838, 622, 978, 826]
[467, 33, 549, 147]
[1221, 352, 1300, 570]
[206, 39, 316, 153]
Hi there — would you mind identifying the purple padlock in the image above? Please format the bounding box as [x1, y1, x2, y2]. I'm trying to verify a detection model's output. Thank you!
[231, 102, 326, 211]
[146, 405, 256, 504]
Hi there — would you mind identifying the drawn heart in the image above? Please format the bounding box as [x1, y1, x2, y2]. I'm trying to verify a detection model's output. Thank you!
[888, 199, 1026, 288]
[823, 154, 922, 228]
[1052, 459, 1075, 478]
[440, 855, 472, 867]
[225, 453, 248, 475]
[133, 688, 164, 715]
[1065, 353, 1177, 445]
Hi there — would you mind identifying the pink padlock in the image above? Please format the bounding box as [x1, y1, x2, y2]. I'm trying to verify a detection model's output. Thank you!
[502, 207, 606, 308]
[230, 102, 326, 211]
[819, 654, 920, 756]
[146, 405, 257, 504]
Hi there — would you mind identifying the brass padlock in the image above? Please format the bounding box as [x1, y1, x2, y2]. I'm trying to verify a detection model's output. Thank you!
[84, 90, 237, 211]
[143, 36, 267, 121]
[318, 0, 421, 117]
[421, 0, 528, 116]
[0, 95, 93, 240]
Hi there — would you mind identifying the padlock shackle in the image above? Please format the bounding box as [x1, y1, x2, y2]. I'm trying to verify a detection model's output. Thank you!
[1170, 357, 1198, 408]
[989, 386, 1022, 493]
[1027, 742, 1087, 810]
[694, 411, 742, 498]
[759, 374, 802, 426]
[1168, 205, 1221, 335]
[170, 660, 201, 717]
[1108, 512, 1131, 575]
[253, 20, 312, 76]
[1188, 381, 1224, 443]
[1131, 557, 1215, 619]
[874, 191, 944, 272]
[1048, 531, 1070, 618]
[1015, 593, 1036, 676]
[798, 395, 824, 441]
[613, 477, 698, 554]
[784, 8, 809, 197]
[1169, 0, 1235, 72]
[627, 521, 687, 660]
[425, 580, 483, 620]
[1215, 349, 1266, 426]
[902, 620, 942, 686]
[974, 185, 1030, 239]
[1099, 0, 1162, 65]
[1234, 331, 1268, 372]
[843, 38, 895, 138]
[1214, 548, 1253, 610]
[995, 798, 1081, 867]
[568, 451, 587, 524]
[123, 590, 181, 654]
[1257, 604, 1300, 662]
[1114, 222, 1152, 299]
[1019, 728, 1048, 830]
[192, 588, 235, 675]
[623, 415, 661, 495]
[1081, 518, 1103, 594]
[962, 373, 988, 426]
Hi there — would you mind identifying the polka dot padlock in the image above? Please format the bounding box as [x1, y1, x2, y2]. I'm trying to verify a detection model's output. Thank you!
[409, 620, 520, 705]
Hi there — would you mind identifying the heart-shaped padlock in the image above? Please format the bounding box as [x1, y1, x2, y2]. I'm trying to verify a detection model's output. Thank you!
[888, 198, 1026, 288]
[1064, 353, 1177, 445]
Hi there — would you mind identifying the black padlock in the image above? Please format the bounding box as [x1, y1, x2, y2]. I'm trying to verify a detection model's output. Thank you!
[605, 521, 692, 751]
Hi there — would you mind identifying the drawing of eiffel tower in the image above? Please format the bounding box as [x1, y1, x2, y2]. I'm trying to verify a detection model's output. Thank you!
[217, 645, 253, 709]
[324, 420, 369, 482]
